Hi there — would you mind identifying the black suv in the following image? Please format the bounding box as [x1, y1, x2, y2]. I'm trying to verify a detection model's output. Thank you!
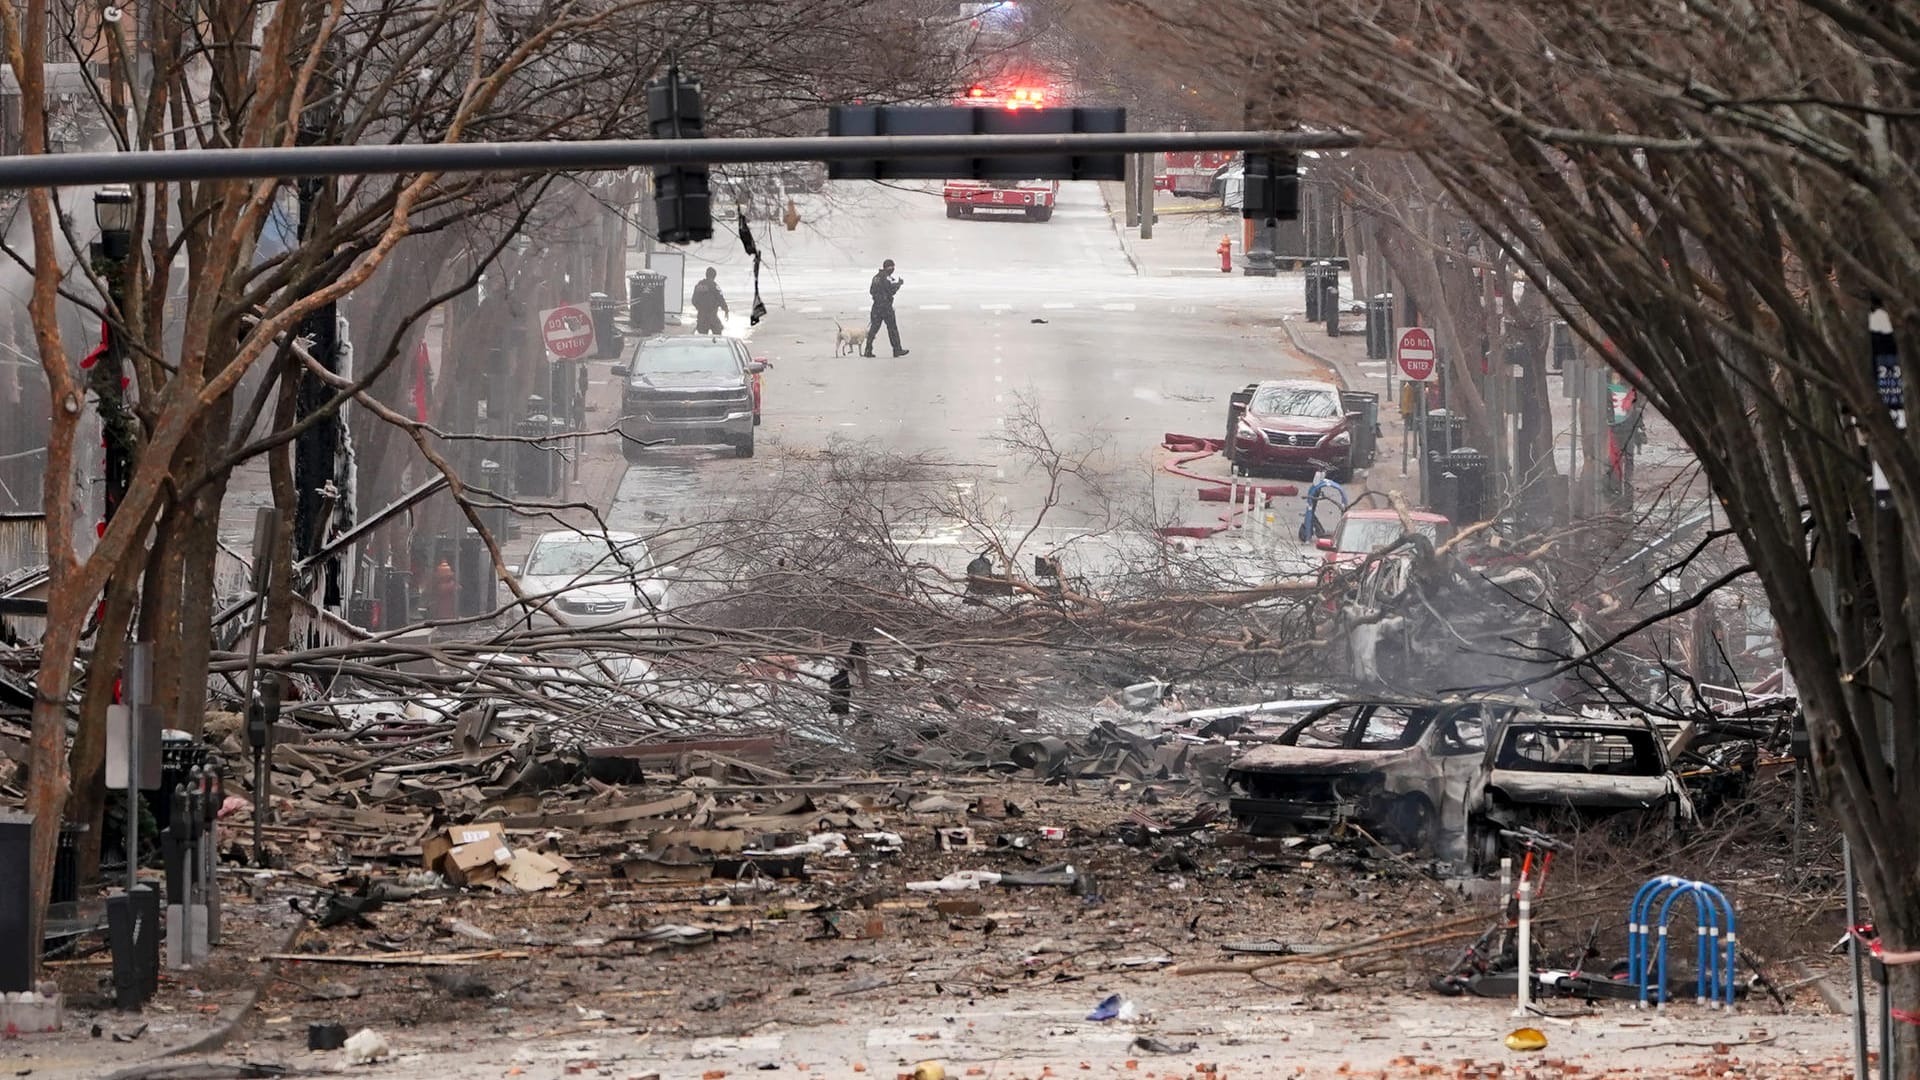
[611, 336, 764, 460]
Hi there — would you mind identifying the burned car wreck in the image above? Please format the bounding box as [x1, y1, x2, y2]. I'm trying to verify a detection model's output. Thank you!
[1224, 700, 1695, 869]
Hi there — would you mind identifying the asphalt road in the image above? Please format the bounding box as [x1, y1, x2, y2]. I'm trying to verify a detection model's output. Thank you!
[604, 180, 1320, 558]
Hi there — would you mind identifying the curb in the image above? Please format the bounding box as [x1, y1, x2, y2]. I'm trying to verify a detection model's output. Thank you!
[1097, 182, 1140, 276]
[134, 919, 307, 1069]
[1278, 315, 1349, 391]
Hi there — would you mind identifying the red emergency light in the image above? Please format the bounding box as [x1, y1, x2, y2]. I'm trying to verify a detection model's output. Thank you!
[1006, 87, 1044, 109]
[966, 84, 989, 99]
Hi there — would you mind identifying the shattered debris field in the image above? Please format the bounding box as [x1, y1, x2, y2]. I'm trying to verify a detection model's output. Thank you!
[14, 757, 1868, 1080]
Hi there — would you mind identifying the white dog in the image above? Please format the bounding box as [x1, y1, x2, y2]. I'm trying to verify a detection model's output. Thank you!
[834, 321, 866, 357]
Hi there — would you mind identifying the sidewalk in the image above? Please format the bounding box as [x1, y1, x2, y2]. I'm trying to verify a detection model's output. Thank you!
[1095, 182, 1701, 522]
[1096, 181, 1420, 507]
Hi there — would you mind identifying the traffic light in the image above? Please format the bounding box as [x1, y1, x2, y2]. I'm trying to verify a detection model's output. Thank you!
[826, 105, 1127, 181]
[1242, 151, 1299, 221]
[647, 65, 711, 244]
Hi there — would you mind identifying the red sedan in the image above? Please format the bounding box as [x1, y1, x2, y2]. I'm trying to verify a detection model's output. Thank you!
[1231, 379, 1364, 480]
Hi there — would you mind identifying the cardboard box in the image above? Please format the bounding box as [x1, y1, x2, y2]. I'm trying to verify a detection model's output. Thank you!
[423, 823, 511, 885]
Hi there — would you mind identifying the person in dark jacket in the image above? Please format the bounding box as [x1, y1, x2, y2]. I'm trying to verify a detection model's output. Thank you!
[864, 259, 908, 357]
[691, 267, 728, 335]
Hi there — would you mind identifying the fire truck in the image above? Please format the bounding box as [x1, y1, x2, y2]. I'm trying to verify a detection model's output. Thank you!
[1160, 150, 1235, 198]
[943, 178, 1058, 221]
[943, 82, 1061, 222]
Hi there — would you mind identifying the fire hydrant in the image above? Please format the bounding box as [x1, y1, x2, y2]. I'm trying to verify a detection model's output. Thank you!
[1217, 233, 1233, 273]
[430, 558, 457, 621]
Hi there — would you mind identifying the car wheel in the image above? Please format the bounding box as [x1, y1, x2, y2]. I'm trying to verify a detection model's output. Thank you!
[961, 207, 974, 217]
[1384, 795, 1436, 850]
[1033, 207, 1052, 222]
[946, 203, 962, 219]
[734, 434, 755, 459]
[754, 411, 762, 427]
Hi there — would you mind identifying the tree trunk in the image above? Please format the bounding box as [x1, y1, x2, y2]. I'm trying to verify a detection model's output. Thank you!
[170, 395, 236, 736]
[63, 549, 142, 884]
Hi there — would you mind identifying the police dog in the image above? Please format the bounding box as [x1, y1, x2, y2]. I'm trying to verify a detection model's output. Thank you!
[834, 321, 865, 357]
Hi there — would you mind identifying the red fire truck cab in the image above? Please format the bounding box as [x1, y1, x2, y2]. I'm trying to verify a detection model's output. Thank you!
[943, 179, 1059, 222]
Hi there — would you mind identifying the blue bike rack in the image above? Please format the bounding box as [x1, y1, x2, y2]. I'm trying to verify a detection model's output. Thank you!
[1627, 875, 1737, 1007]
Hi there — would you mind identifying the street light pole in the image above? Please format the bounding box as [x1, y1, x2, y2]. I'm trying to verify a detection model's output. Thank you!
[89, 187, 135, 529]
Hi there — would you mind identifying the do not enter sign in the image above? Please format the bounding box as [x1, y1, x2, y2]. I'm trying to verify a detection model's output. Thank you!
[1396, 326, 1437, 382]
[541, 303, 597, 360]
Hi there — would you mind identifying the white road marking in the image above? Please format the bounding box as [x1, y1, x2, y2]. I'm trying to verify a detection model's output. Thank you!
[1358, 360, 1388, 367]
[1365, 371, 1388, 379]
[1042, 302, 1075, 309]
[1171, 304, 1198, 315]
[994, 374, 1004, 383]
[919, 303, 953, 311]
[799, 305, 822, 314]
[1101, 302, 1137, 311]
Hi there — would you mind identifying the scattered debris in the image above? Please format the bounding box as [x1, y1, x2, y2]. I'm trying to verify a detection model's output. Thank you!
[343, 1027, 391, 1064]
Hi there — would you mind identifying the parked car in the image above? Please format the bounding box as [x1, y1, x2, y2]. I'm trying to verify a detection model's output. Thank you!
[1229, 378, 1372, 481]
[511, 528, 671, 629]
[611, 335, 765, 459]
[1318, 508, 1454, 568]
[1226, 698, 1522, 862]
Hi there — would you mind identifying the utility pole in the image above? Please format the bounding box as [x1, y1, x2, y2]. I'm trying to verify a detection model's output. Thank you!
[1122, 153, 1139, 229]
[293, 99, 346, 611]
[1135, 152, 1154, 240]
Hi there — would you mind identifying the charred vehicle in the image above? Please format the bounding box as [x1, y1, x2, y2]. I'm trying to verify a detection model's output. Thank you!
[1226, 701, 1696, 870]
[1225, 699, 1520, 863]
[1471, 711, 1695, 864]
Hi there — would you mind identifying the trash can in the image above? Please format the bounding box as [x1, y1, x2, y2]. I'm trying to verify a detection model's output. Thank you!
[380, 564, 414, 631]
[515, 411, 556, 497]
[1366, 293, 1395, 360]
[1324, 283, 1341, 337]
[1446, 447, 1492, 524]
[628, 271, 666, 337]
[1304, 262, 1334, 322]
[1339, 390, 1380, 466]
[1424, 409, 1467, 459]
[589, 292, 622, 359]
[0, 811, 33, 992]
[1226, 383, 1258, 452]
[457, 528, 493, 618]
[52, 821, 86, 905]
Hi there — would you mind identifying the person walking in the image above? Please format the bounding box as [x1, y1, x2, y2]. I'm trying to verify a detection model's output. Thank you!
[864, 259, 908, 357]
[691, 267, 729, 335]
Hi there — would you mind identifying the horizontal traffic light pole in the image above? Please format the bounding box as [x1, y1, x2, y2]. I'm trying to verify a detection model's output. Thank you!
[0, 130, 1356, 187]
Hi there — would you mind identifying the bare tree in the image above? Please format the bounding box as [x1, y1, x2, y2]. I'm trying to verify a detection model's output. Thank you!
[1084, 0, 1920, 1061]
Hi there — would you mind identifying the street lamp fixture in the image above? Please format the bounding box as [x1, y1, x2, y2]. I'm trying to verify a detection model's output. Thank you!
[93, 185, 133, 260]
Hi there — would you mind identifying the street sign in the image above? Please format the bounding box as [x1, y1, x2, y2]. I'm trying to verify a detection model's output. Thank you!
[541, 304, 596, 360]
[1396, 326, 1437, 382]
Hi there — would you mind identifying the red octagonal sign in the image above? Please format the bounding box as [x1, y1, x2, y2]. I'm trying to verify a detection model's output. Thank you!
[1396, 326, 1437, 382]
[541, 303, 596, 360]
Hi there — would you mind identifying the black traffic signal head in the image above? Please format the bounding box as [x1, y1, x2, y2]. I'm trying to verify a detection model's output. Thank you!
[646, 67, 705, 140]
[646, 65, 712, 244]
[1243, 151, 1299, 222]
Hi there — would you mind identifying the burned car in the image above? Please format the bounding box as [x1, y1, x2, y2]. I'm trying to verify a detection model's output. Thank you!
[1472, 711, 1695, 864]
[1225, 699, 1520, 863]
[1226, 700, 1695, 870]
